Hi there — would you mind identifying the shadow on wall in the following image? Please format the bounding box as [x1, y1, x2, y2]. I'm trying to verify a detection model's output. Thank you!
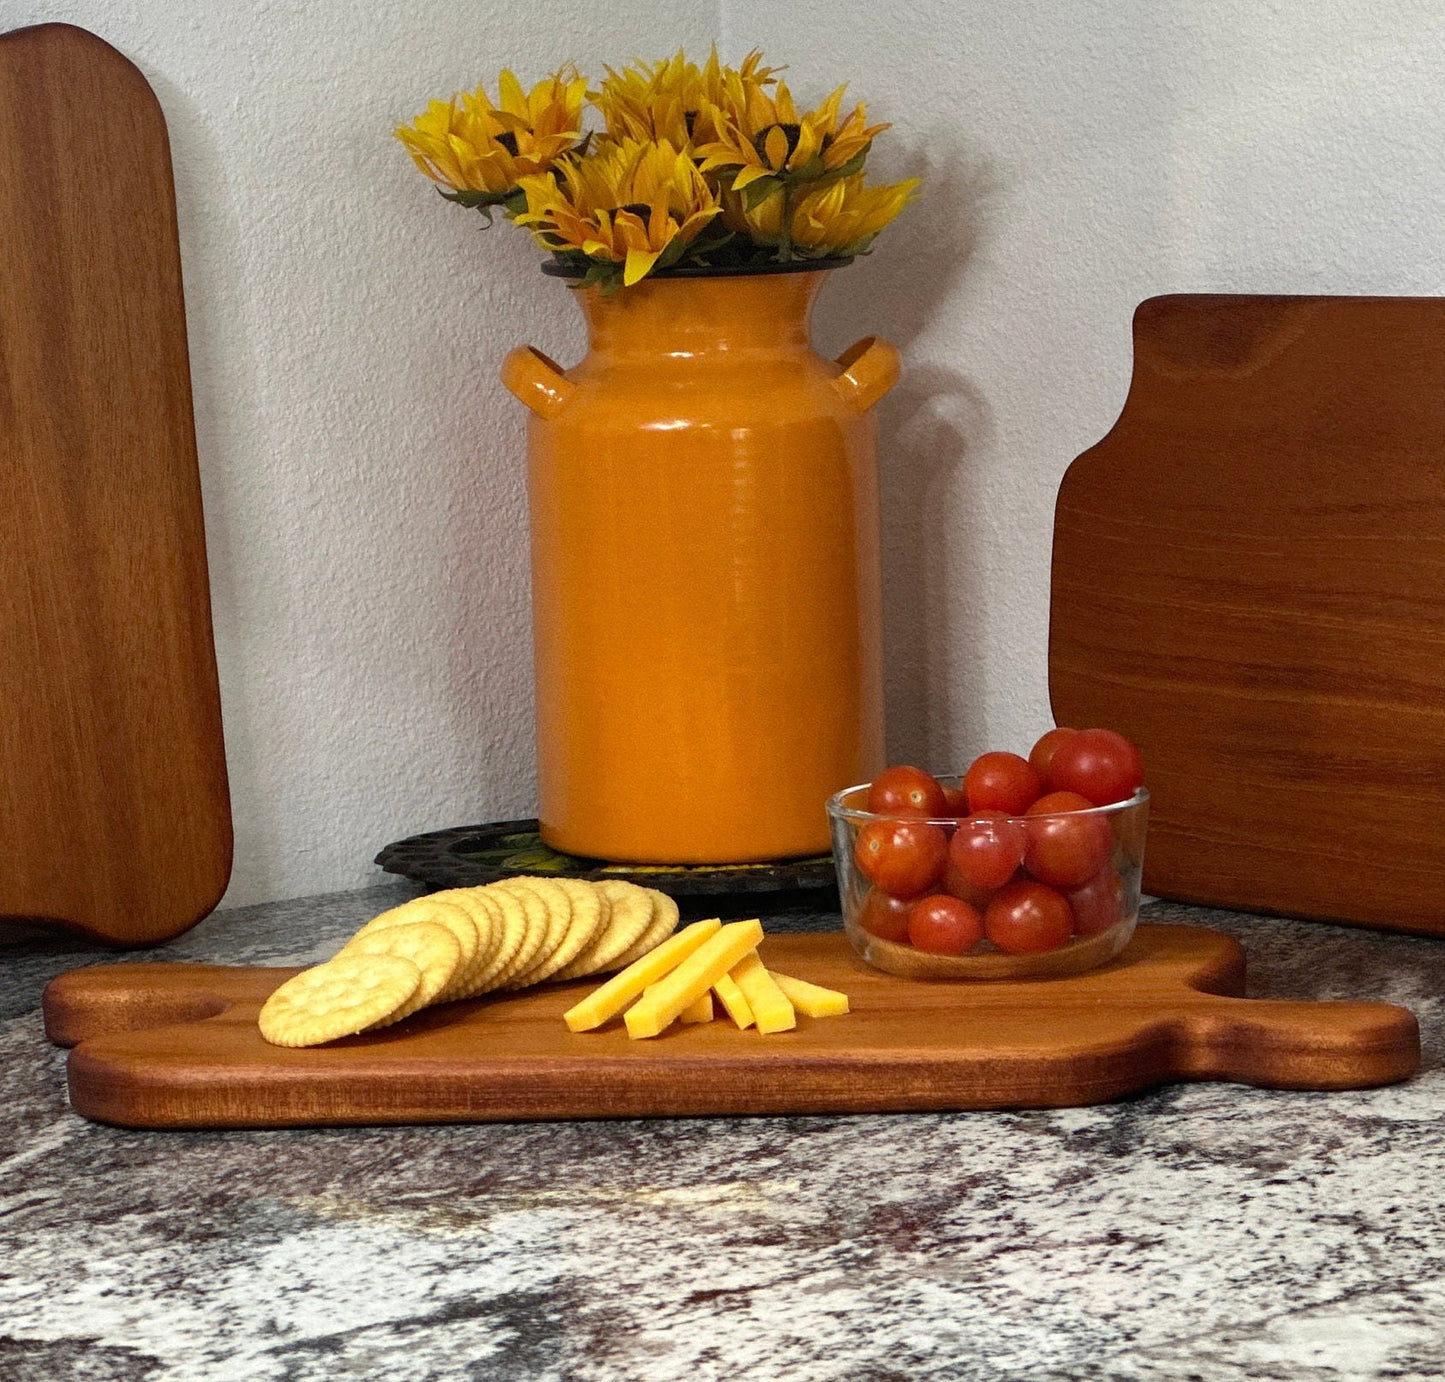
[814, 142, 997, 765]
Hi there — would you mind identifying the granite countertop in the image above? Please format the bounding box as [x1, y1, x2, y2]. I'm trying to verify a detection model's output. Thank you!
[2, 885, 1443, 1381]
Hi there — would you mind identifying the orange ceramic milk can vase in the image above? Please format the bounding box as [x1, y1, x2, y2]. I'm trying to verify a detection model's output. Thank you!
[502, 266, 896, 863]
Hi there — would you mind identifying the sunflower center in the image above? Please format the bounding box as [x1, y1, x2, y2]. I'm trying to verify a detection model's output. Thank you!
[494, 131, 519, 156]
[754, 122, 802, 162]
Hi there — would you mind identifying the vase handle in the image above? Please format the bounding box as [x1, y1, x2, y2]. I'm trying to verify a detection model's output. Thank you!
[833, 337, 900, 413]
[501, 346, 575, 418]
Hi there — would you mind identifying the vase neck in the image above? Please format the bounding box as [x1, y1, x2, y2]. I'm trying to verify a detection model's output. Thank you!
[578, 271, 827, 359]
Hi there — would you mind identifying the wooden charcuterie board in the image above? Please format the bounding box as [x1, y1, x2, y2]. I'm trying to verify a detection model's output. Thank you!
[1051, 294, 1445, 936]
[43, 928, 1418, 1128]
[0, 24, 231, 945]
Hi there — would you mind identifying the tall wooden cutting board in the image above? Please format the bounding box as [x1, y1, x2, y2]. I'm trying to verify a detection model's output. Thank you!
[0, 25, 230, 944]
[1051, 294, 1445, 936]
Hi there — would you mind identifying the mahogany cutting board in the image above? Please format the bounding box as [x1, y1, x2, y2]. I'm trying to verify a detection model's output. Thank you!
[43, 928, 1417, 1128]
[1052, 294, 1445, 936]
[0, 25, 231, 945]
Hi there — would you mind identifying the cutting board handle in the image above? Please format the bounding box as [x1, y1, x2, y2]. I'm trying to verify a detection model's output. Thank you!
[1174, 997, 1419, 1090]
[44, 963, 241, 1048]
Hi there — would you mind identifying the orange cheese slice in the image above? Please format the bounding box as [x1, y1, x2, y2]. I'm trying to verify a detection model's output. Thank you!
[623, 920, 764, 1039]
[712, 972, 754, 1029]
[769, 970, 850, 1018]
[730, 951, 796, 1034]
[563, 918, 721, 1033]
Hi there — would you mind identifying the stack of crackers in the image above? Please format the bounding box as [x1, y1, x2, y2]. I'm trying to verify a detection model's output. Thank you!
[259, 876, 677, 1048]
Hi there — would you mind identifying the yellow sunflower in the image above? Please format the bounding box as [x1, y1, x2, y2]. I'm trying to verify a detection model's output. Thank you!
[591, 47, 778, 149]
[725, 173, 920, 259]
[515, 139, 722, 287]
[696, 78, 889, 195]
[396, 67, 587, 209]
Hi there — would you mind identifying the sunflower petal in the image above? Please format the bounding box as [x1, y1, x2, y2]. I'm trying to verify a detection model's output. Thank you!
[624, 246, 663, 285]
[731, 164, 772, 190]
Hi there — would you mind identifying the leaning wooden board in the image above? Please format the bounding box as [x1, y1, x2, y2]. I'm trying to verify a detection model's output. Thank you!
[1051, 294, 1445, 936]
[43, 928, 1417, 1127]
[0, 25, 231, 944]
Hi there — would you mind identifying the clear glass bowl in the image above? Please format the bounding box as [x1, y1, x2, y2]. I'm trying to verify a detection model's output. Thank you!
[827, 779, 1149, 980]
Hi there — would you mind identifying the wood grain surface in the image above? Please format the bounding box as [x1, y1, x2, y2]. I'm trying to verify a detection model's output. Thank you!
[1051, 294, 1445, 936]
[0, 24, 230, 944]
[42, 928, 1418, 1128]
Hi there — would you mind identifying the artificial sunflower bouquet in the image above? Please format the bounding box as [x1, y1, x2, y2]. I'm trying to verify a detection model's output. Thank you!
[397, 50, 918, 292]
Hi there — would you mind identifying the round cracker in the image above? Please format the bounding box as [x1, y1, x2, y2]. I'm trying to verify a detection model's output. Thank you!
[502, 876, 604, 988]
[259, 954, 420, 1048]
[550, 880, 649, 980]
[470, 880, 551, 993]
[350, 897, 479, 1003]
[483, 877, 569, 991]
[450, 887, 504, 988]
[342, 921, 461, 1025]
[450, 886, 530, 997]
[607, 889, 681, 970]
[418, 890, 500, 1000]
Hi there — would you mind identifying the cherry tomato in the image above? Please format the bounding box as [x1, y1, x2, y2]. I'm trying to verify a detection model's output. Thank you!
[1028, 727, 1078, 789]
[858, 887, 913, 942]
[964, 751, 1041, 816]
[1023, 791, 1112, 889]
[943, 785, 970, 817]
[943, 856, 1000, 909]
[1068, 867, 1125, 937]
[1047, 728, 1144, 806]
[854, 819, 948, 898]
[984, 880, 1073, 954]
[948, 811, 1027, 891]
[867, 764, 949, 818]
[907, 894, 984, 954]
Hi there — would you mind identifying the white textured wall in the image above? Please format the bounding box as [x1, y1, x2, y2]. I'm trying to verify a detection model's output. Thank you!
[7, 1, 1444, 908]
[723, 0, 1445, 772]
[1, 0, 712, 907]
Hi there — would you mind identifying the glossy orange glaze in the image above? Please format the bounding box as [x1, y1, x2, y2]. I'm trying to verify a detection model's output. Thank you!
[503, 270, 894, 863]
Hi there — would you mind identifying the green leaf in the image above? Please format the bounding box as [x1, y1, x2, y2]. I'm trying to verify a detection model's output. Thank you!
[439, 186, 517, 210]
[786, 154, 825, 184]
[828, 144, 870, 181]
[742, 176, 783, 211]
[654, 236, 690, 272]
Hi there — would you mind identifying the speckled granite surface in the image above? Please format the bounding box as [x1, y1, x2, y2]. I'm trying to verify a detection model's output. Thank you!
[2, 886, 1443, 1381]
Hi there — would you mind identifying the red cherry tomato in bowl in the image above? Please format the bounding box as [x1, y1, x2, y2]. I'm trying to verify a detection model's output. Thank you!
[963, 751, 1041, 816]
[858, 887, 914, 942]
[942, 785, 970, 817]
[947, 812, 1027, 891]
[1047, 729, 1144, 806]
[907, 894, 984, 954]
[984, 880, 1073, 954]
[1028, 727, 1078, 788]
[1023, 791, 1112, 889]
[854, 819, 948, 898]
[867, 765, 949, 818]
[943, 856, 1002, 910]
[1068, 867, 1126, 937]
